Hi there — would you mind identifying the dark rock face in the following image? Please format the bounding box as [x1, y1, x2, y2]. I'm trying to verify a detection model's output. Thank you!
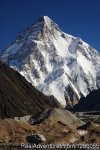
[72, 89, 100, 112]
[65, 85, 80, 108]
[0, 61, 60, 118]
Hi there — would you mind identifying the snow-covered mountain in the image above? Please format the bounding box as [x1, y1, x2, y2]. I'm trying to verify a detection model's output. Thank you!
[1, 16, 100, 106]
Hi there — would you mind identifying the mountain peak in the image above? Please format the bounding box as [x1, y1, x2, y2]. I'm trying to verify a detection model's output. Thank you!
[37, 16, 52, 23]
[1, 16, 100, 106]
[42, 16, 52, 21]
[34, 16, 59, 31]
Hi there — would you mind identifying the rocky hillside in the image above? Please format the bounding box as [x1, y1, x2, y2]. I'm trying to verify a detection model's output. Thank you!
[0, 61, 60, 118]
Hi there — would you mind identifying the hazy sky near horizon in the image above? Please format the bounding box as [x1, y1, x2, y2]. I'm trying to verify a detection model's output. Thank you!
[0, 0, 100, 52]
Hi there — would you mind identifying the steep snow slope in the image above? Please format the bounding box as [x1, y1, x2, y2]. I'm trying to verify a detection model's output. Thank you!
[1, 16, 100, 106]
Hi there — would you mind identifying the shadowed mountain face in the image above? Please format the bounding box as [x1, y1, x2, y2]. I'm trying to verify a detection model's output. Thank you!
[72, 89, 100, 112]
[0, 61, 60, 118]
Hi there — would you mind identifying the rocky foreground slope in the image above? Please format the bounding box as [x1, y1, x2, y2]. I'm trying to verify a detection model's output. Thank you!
[0, 108, 100, 150]
[1, 16, 100, 107]
[0, 61, 60, 118]
[0, 108, 85, 146]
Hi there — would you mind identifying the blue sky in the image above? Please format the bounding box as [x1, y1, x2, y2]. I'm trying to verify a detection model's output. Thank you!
[0, 0, 100, 52]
